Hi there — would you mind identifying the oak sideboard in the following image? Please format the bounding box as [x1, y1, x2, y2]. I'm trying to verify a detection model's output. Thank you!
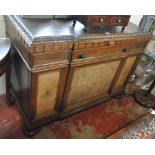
[5, 15, 152, 135]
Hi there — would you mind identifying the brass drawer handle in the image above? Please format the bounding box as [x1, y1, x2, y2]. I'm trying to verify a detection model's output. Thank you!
[122, 48, 129, 52]
[100, 18, 104, 22]
[105, 41, 115, 46]
[79, 53, 86, 59]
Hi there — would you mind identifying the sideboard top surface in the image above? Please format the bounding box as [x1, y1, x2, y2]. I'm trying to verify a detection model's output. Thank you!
[6, 15, 151, 44]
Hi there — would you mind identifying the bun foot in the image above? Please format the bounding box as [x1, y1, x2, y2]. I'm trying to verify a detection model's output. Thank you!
[23, 125, 41, 137]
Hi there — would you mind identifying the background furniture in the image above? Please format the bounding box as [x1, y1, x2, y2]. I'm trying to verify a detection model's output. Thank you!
[134, 51, 155, 110]
[73, 15, 130, 31]
[139, 15, 155, 32]
[5, 15, 151, 135]
[0, 38, 12, 105]
[21, 15, 130, 32]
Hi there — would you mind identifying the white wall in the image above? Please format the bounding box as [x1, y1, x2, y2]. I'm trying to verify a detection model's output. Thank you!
[0, 15, 151, 95]
[129, 15, 143, 25]
[0, 15, 6, 95]
[0, 16, 6, 37]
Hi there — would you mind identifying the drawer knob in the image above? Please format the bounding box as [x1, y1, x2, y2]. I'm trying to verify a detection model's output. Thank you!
[79, 53, 86, 59]
[101, 18, 104, 22]
[105, 41, 115, 46]
[122, 48, 129, 52]
[118, 19, 122, 23]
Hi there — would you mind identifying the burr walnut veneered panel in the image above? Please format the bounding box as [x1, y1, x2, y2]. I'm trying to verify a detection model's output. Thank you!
[113, 55, 137, 91]
[65, 60, 121, 109]
[35, 70, 60, 119]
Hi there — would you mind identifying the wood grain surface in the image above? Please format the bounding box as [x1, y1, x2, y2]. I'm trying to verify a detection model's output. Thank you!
[66, 60, 121, 107]
[113, 55, 137, 90]
[35, 70, 60, 119]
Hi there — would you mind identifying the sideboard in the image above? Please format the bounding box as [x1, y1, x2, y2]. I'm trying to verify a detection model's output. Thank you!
[5, 15, 152, 135]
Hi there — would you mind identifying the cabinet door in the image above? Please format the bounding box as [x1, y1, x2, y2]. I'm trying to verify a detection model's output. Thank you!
[63, 59, 121, 111]
[111, 55, 137, 93]
[31, 67, 68, 120]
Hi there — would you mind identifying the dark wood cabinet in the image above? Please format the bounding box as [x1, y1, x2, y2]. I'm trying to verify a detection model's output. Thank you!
[5, 15, 152, 135]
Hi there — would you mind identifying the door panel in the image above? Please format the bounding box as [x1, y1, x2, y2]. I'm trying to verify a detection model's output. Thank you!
[32, 67, 68, 120]
[63, 60, 121, 110]
[36, 70, 60, 119]
[112, 55, 137, 91]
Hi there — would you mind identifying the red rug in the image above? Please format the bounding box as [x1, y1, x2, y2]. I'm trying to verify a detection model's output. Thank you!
[33, 96, 148, 138]
[0, 95, 148, 138]
[0, 96, 25, 138]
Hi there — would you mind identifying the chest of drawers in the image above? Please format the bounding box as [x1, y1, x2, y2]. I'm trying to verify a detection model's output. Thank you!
[75, 15, 130, 31]
[5, 15, 151, 135]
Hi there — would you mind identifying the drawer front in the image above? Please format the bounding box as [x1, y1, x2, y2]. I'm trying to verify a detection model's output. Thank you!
[133, 36, 151, 50]
[90, 16, 110, 26]
[72, 48, 125, 61]
[74, 39, 133, 50]
[110, 16, 129, 26]
[33, 52, 70, 66]
[72, 39, 135, 61]
[29, 42, 73, 67]
[73, 35, 151, 62]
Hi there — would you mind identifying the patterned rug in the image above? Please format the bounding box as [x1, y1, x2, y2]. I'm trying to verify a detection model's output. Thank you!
[0, 95, 149, 138]
[33, 96, 148, 139]
[109, 113, 155, 139]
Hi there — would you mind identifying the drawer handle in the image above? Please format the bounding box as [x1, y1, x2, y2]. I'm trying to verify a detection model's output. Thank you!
[105, 41, 115, 46]
[79, 53, 86, 59]
[118, 19, 122, 23]
[122, 48, 129, 52]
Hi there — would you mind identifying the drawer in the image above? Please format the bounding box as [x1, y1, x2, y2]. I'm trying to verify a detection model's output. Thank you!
[74, 39, 133, 50]
[33, 52, 70, 66]
[131, 36, 151, 50]
[72, 36, 151, 62]
[105, 39, 131, 47]
[72, 47, 128, 61]
[110, 16, 129, 26]
[135, 37, 150, 49]
[90, 16, 110, 26]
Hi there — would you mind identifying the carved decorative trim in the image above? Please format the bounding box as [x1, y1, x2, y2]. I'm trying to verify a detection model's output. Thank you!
[7, 16, 33, 44]
[6, 15, 152, 45]
[28, 42, 73, 53]
[28, 35, 151, 52]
